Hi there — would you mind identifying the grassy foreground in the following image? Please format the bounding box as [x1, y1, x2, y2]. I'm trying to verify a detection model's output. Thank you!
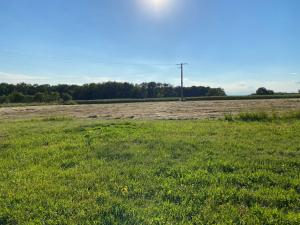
[0, 118, 300, 224]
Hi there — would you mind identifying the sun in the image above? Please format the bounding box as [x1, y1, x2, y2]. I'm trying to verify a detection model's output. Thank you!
[147, 0, 170, 10]
[139, 0, 173, 15]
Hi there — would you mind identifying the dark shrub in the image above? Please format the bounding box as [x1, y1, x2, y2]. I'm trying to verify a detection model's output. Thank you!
[61, 93, 73, 102]
[8, 92, 25, 103]
[34, 92, 46, 102]
[0, 95, 9, 104]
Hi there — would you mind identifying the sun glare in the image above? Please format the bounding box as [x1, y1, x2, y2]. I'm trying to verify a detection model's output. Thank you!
[146, 0, 170, 11]
[138, 0, 174, 17]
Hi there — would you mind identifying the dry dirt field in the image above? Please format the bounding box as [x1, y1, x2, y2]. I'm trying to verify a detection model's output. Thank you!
[1, 98, 300, 120]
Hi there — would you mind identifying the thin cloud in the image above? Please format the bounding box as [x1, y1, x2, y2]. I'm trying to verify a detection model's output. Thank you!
[79, 76, 125, 84]
[182, 78, 300, 95]
[0, 71, 50, 84]
[0, 71, 126, 85]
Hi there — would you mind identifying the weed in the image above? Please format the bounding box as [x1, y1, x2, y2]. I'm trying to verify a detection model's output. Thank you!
[237, 112, 270, 121]
[224, 113, 234, 121]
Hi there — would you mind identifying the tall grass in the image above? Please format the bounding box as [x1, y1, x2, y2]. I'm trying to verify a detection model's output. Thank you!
[225, 111, 300, 121]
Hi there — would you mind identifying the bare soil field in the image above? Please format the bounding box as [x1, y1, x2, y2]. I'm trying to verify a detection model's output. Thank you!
[1, 98, 300, 120]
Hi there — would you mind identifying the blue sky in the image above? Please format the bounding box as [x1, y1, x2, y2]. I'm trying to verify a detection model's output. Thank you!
[0, 0, 299, 94]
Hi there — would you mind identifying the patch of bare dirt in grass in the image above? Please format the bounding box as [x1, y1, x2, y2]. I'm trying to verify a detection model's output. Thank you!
[1, 99, 300, 120]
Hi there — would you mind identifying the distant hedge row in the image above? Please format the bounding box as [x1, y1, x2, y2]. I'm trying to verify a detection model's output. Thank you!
[0, 82, 226, 103]
[0, 91, 72, 104]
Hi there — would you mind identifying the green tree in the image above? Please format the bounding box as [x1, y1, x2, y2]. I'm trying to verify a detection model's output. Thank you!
[256, 87, 274, 95]
[207, 88, 226, 96]
[0, 82, 228, 101]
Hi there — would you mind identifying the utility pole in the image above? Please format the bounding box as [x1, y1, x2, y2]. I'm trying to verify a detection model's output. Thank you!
[177, 63, 188, 101]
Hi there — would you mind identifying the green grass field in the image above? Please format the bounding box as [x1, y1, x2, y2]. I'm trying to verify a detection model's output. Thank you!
[0, 117, 300, 224]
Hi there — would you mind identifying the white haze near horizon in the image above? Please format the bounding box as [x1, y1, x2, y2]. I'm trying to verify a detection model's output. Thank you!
[0, 71, 299, 96]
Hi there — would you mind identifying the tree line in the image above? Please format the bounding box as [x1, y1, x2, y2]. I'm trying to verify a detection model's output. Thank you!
[0, 82, 226, 104]
[254, 87, 300, 95]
